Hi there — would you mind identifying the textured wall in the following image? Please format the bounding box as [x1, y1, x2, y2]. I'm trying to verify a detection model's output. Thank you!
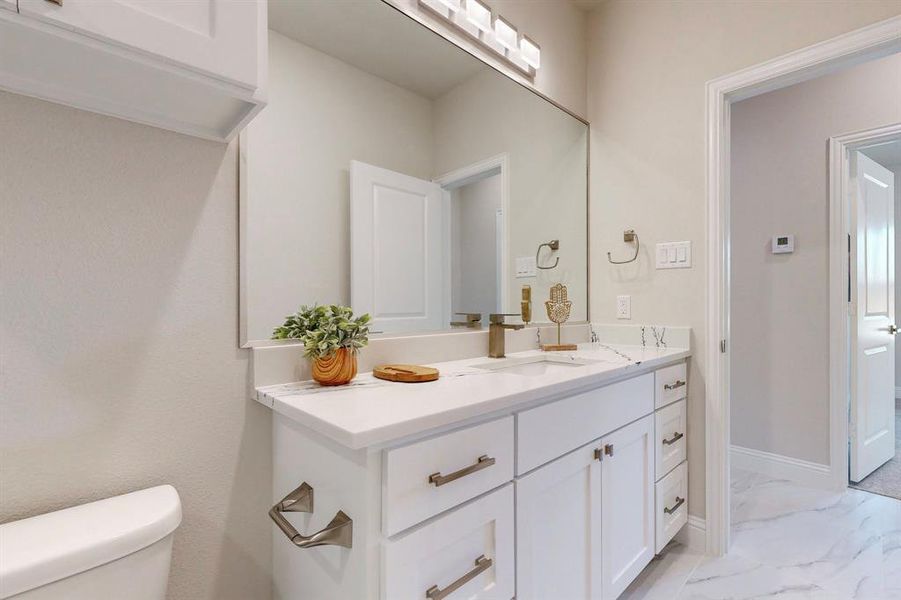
[0, 91, 272, 600]
[587, 0, 901, 517]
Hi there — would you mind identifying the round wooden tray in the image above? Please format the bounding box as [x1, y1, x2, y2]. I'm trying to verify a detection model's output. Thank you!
[373, 364, 440, 383]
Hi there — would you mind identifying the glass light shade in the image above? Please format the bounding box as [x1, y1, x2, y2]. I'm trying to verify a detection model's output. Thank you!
[493, 16, 518, 51]
[434, 0, 461, 10]
[519, 35, 540, 69]
[464, 0, 492, 33]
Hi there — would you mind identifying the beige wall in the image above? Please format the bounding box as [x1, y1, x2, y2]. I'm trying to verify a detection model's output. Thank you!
[433, 69, 589, 322]
[387, 0, 588, 118]
[0, 91, 272, 599]
[244, 31, 434, 341]
[587, 0, 901, 517]
[730, 53, 901, 464]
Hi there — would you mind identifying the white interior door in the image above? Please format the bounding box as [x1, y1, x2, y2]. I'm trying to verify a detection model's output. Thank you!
[351, 160, 445, 333]
[850, 152, 896, 483]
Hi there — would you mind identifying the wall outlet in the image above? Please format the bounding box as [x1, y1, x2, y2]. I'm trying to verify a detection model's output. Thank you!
[516, 256, 537, 278]
[616, 295, 631, 320]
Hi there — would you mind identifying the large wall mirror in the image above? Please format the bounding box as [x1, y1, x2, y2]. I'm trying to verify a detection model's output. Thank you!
[240, 0, 589, 346]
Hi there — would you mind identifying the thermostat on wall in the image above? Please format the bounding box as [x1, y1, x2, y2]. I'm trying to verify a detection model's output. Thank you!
[772, 235, 795, 254]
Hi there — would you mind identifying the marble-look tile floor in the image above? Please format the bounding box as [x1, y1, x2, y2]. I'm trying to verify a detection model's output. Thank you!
[621, 468, 901, 599]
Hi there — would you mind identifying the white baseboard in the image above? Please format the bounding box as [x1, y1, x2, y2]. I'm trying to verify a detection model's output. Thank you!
[675, 515, 706, 553]
[731, 445, 834, 490]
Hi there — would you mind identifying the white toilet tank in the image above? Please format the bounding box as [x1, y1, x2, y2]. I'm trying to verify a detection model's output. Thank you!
[0, 485, 181, 600]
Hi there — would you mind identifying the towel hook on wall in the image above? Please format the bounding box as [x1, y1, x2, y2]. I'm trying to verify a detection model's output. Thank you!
[536, 239, 560, 270]
[607, 229, 639, 264]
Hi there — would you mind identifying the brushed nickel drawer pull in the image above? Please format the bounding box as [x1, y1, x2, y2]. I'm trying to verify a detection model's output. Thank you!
[429, 455, 495, 487]
[269, 482, 353, 548]
[664, 496, 685, 515]
[426, 555, 493, 600]
[664, 380, 686, 391]
[662, 432, 684, 445]
[45, 0, 63, 5]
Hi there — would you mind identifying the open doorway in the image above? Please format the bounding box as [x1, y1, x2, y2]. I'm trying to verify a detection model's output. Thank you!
[720, 38, 901, 560]
[848, 136, 901, 500]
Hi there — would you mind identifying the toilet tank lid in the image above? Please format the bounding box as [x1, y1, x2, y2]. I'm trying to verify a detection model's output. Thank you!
[0, 485, 181, 599]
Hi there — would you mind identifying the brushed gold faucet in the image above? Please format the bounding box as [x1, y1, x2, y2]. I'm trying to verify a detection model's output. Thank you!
[488, 313, 524, 358]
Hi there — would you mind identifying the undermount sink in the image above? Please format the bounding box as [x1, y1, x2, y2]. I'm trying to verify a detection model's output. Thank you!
[472, 355, 599, 377]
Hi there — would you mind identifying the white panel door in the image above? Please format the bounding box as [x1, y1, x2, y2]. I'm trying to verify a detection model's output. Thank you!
[16, 0, 261, 89]
[601, 415, 655, 599]
[351, 160, 445, 333]
[851, 152, 896, 482]
[516, 441, 602, 600]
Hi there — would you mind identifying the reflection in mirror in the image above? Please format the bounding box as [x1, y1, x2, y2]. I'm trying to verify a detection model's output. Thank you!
[241, 0, 588, 344]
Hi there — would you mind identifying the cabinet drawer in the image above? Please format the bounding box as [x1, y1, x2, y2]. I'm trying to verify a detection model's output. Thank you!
[383, 417, 514, 536]
[517, 373, 654, 474]
[383, 485, 514, 600]
[655, 400, 687, 480]
[655, 362, 687, 409]
[655, 461, 688, 553]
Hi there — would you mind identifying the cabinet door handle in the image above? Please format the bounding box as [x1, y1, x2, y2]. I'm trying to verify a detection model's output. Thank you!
[45, 0, 62, 5]
[429, 455, 495, 487]
[664, 496, 685, 515]
[604, 444, 614, 457]
[662, 432, 684, 445]
[664, 380, 686, 391]
[426, 555, 493, 600]
[269, 482, 353, 548]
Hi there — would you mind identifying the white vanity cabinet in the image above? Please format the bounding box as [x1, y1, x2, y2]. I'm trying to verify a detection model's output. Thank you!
[270, 359, 689, 600]
[0, 0, 266, 141]
[0, 0, 15, 13]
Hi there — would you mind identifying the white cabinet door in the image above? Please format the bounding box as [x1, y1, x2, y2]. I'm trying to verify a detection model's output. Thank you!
[16, 0, 261, 89]
[0, 0, 15, 13]
[600, 415, 655, 599]
[516, 441, 602, 600]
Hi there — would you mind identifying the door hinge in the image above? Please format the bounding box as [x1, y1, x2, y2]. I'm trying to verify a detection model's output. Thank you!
[720, 339, 727, 353]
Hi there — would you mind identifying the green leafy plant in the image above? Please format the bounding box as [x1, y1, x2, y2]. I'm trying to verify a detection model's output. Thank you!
[272, 305, 371, 359]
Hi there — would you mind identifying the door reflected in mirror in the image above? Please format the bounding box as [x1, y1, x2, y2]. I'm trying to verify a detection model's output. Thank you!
[240, 0, 588, 345]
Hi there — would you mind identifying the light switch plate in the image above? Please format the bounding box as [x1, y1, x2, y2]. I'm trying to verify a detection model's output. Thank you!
[656, 241, 692, 269]
[516, 256, 537, 278]
[616, 295, 631, 319]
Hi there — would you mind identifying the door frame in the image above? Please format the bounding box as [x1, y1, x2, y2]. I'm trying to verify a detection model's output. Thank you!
[705, 15, 901, 556]
[434, 153, 511, 322]
[836, 126, 901, 484]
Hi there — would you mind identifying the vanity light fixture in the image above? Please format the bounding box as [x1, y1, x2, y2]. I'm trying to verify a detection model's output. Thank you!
[519, 35, 541, 70]
[464, 0, 492, 33]
[493, 15, 518, 51]
[420, 0, 461, 18]
[416, 0, 539, 77]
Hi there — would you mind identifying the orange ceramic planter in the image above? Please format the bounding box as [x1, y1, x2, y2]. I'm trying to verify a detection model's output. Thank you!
[312, 348, 358, 386]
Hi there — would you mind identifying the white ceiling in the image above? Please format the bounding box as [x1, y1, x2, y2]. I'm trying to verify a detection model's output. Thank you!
[268, 0, 487, 100]
[860, 138, 901, 169]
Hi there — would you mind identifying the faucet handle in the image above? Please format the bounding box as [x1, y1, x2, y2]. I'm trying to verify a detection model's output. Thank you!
[489, 313, 521, 325]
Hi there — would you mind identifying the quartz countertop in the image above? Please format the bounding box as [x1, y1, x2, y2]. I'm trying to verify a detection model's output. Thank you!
[255, 343, 690, 449]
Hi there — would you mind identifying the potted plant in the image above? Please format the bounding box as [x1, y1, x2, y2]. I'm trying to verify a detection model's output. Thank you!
[272, 305, 371, 386]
